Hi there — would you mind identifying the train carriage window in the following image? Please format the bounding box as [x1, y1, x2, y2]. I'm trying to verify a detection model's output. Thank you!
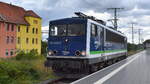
[50, 24, 85, 36]
[68, 24, 85, 36]
[50, 25, 66, 36]
[105, 29, 126, 49]
[91, 24, 98, 37]
[106, 29, 124, 43]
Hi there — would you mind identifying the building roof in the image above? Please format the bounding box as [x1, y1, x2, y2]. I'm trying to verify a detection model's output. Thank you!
[25, 10, 41, 18]
[0, 2, 41, 25]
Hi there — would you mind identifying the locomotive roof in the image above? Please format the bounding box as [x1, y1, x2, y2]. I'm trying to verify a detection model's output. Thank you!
[50, 17, 87, 25]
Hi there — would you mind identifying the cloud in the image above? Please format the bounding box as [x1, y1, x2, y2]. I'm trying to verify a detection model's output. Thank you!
[42, 26, 49, 41]
[4, 0, 138, 26]
[1, 0, 150, 43]
[42, 26, 49, 31]
[137, 0, 150, 10]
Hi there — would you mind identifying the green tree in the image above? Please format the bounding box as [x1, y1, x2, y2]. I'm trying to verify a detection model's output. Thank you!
[41, 41, 48, 57]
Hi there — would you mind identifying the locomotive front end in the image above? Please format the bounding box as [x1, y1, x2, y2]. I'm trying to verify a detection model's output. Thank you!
[45, 18, 88, 78]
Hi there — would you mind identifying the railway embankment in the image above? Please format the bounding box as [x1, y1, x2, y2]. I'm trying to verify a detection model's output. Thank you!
[128, 49, 144, 56]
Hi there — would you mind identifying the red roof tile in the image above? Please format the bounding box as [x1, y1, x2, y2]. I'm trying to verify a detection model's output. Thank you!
[25, 10, 41, 18]
[0, 2, 41, 25]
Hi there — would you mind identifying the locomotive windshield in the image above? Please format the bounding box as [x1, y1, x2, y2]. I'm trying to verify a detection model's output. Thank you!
[50, 24, 85, 36]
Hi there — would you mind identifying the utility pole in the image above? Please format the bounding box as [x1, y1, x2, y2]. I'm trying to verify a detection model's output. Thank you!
[107, 8, 124, 30]
[130, 22, 137, 44]
[138, 29, 142, 44]
[132, 23, 134, 44]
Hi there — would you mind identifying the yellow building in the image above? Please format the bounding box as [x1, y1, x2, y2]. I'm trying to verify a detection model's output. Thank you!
[16, 10, 42, 54]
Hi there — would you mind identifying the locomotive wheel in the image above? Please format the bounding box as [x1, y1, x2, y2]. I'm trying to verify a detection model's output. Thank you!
[99, 63, 105, 69]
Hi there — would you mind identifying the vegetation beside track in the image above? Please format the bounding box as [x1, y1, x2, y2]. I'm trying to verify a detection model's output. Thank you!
[127, 43, 144, 56]
[0, 41, 57, 84]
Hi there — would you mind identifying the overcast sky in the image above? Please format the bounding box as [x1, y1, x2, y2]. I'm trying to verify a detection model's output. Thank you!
[1, 0, 150, 43]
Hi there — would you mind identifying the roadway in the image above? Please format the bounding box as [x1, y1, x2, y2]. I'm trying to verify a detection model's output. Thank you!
[71, 50, 150, 84]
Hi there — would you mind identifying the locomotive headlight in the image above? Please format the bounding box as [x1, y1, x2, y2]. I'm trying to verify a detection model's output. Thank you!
[81, 51, 86, 56]
[48, 51, 53, 56]
[75, 51, 81, 56]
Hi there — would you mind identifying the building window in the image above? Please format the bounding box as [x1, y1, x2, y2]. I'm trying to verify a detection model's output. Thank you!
[5, 49, 9, 56]
[6, 36, 9, 44]
[18, 26, 20, 32]
[26, 38, 29, 44]
[11, 24, 14, 31]
[26, 26, 29, 33]
[11, 36, 14, 43]
[5, 23, 9, 31]
[33, 20, 38, 24]
[10, 50, 13, 56]
[32, 28, 35, 34]
[36, 28, 38, 34]
[32, 38, 34, 44]
[17, 37, 20, 44]
[36, 38, 38, 44]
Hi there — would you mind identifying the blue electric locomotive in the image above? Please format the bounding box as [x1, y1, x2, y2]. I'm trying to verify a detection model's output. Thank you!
[45, 12, 127, 78]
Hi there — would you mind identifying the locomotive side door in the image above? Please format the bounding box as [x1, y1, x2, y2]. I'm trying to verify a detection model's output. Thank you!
[90, 24, 104, 57]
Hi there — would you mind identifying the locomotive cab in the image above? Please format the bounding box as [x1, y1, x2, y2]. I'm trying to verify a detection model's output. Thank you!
[48, 18, 87, 57]
[45, 18, 90, 78]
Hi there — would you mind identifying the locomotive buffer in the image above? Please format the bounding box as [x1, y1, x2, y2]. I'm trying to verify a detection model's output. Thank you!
[71, 50, 150, 84]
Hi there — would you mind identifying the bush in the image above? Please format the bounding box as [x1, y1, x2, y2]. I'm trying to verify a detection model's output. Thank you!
[0, 49, 56, 84]
[0, 60, 40, 84]
[127, 43, 144, 51]
[127, 43, 137, 51]
[15, 49, 40, 60]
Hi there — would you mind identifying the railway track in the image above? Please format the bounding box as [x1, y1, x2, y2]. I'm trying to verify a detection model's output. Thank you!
[40, 78, 77, 84]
